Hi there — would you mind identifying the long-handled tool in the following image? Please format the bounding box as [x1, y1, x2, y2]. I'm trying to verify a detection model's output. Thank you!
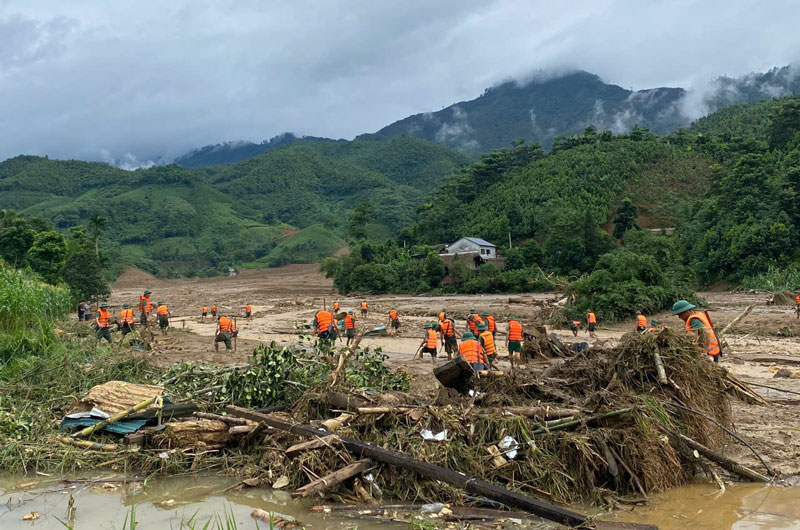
[234, 317, 238, 352]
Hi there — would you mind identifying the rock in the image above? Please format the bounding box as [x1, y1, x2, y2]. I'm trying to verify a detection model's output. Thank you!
[774, 368, 794, 378]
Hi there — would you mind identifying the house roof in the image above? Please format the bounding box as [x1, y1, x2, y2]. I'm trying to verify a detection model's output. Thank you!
[460, 237, 496, 248]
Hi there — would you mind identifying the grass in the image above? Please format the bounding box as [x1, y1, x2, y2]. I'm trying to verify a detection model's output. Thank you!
[258, 224, 345, 268]
[741, 264, 800, 291]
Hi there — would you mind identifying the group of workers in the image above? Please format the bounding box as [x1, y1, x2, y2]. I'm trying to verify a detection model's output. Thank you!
[312, 301, 369, 347]
[87, 289, 171, 343]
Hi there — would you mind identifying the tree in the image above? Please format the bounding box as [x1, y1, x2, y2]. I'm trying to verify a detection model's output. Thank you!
[520, 239, 543, 267]
[449, 255, 470, 288]
[423, 253, 446, 287]
[769, 99, 800, 150]
[613, 198, 640, 240]
[27, 230, 67, 284]
[89, 214, 107, 256]
[347, 203, 376, 242]
[0, 219, 35, 266]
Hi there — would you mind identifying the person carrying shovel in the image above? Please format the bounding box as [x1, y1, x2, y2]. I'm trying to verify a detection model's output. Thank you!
[416, 322, 439, 364]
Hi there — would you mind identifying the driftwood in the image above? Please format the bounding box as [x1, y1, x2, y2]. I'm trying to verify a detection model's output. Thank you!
[726, 373, 769, 405]
[59, 437, 118, 451]
[665, 429, 770, 482]
[285, 435, 340, 458]
[292, 459, 371, 498]
[530, 409, 632, 436]
[321, 413, 354, 431]
[228, 425, 256, 435]
[226, 406, 588, 527]
[193, 412, 249, 425]
[499, 406, 582, 420]
[356, 407, 414, 414]
[651, 348, 668, 384]
[322, 391, 371, 412]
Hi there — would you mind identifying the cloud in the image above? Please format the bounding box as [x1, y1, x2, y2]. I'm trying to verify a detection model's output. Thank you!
[0, 1, 799, 164]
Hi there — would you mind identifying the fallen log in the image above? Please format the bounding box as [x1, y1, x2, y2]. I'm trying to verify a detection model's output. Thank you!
[500, 406, 581, 420]
[226, 406, 589, 527]
[665, 429, 770, 482]
[193, 412, 249, 425]
[285, 435, 340, 458]
[292, 459, 371, 498]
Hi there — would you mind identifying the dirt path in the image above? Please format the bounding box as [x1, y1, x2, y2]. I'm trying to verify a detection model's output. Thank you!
[108, 265, 800, 477]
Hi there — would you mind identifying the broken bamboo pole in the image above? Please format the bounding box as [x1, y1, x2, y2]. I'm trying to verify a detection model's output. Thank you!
[225, 405, 588, 527]
[285, 435, 340, 458]
[665, 429, 770, 482]
[530, 408, 632, 436]
[73, 396, 158, 439]
[292, 459, 371, 498]
[718, 304, 754, 337]
[193, 412, 249, 425]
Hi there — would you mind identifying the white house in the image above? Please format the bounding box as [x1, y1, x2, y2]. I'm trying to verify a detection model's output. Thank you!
[445, 237, 497, 259]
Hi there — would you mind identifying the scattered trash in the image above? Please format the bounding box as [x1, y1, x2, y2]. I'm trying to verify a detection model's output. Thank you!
[272, 476, 290, 489]
[22, 512, 40, 521]
[499, 436, 519, 459]
[420, 429, 448, 441]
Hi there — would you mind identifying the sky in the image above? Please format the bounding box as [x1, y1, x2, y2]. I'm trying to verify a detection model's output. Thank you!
[1, 0, 799, 167]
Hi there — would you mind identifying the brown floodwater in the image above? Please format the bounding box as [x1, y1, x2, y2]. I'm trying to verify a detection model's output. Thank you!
[2, 473, 800, 529]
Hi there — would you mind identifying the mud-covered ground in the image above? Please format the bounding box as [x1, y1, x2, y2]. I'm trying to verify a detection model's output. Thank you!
[108, 265, 800, 479]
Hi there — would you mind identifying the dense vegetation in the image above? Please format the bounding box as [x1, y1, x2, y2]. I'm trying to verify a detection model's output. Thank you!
[0, 136, 466, 276]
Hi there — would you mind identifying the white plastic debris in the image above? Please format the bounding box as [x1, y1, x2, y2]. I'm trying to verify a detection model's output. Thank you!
[468, 389, 482, 397]
[499, 435, 520, 459]
[421, 429, 448, 441]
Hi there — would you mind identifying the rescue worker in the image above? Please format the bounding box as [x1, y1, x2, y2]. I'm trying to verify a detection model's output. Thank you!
[648, 319, 661, 333]
[477, 323, 497, 368]
[418, 323, 439, 364]
[333, 301, 340, 313]
[388, 309, 401, 335]
[795, 291, 800, 319]
[360, 301, 368, 317]
[459, 331, 487, 372]
[636, 311, 648, 334]
[466, 309, 484, 334]
[314, 308, 336, 344]
[95, 302, 112, 342]
[438, 312, 458, 360]
[586, 309, 598, 339]
[139, 290, 152, 325]
[481, 312, 497, 337]
[156, 301, 170, 335]
[211, 304, 217, 317]
[81, 301, 92, 321]
[77, 300, 85, 321]
[673, 300, 721, 363]
[344, 311, 357, 346]
[202, 306, 208, 321]
[568, 320, 581, 337]
[215, 313, 236, 352]
[245, 304, 252, 319]
[120, 303, 135, 337]
[506, 317, 523, 368]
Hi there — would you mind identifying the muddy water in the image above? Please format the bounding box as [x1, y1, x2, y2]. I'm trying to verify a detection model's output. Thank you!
[0, 474, 396, 529]
[605, 482, 800, 529]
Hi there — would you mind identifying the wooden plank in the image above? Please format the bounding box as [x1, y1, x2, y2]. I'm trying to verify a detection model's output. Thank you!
[226, 406, 588, 527]
[292, 459, 371, 498]
[285, 435, 340, 458]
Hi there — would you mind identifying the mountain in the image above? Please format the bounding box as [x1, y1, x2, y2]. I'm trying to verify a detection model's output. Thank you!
[175, 133, 337, 168]
[376, 66, 800, 152]
[0, 136, 467, 275]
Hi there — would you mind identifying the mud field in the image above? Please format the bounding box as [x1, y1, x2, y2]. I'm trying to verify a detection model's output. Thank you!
[109, 265, 800, 481]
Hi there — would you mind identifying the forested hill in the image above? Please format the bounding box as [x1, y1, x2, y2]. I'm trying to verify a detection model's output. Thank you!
[376, 66, 800, 153]
[175, 133, 338, 168]
[0, 136, 467, 276]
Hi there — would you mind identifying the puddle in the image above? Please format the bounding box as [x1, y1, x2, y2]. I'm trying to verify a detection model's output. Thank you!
[604, 482, 800, 529]
[0, 473, 397, 529]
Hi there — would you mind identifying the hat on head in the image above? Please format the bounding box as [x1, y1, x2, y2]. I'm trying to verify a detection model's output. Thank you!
[157, 301, 164, 306]
[100, 302, 109, 308]
[477, 322, 488, 331]
[348, 310, 354, 314]
[636, 310, 642, 315]
[462, 332, 475, 340]
[122, 304, 130, 309]
[469, 308, 476, 313]
[481, 311, 490, 316]
[650, 319, 659, 326]
[671, 300, 696, 315]
[143, 289, 152, 295]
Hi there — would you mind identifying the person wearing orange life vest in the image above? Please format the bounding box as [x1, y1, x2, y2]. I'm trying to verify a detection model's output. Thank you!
[795, 291, 800, 319]
[332, 301, 340, 314]
[156, 301, 170, 334]
[459, 332, 487, 372]
[418, 323, 439, 364]
[314, 309, 336, 343]
[568, 320, 581, 337]
[585, 309, 598, 338]
[437, 312, 458, 360]
[481, 312, 496, 337]
[215, 313, 237, 352]
[245, 304, 252, 319]
[466, 309, 484, 334]
[95, 301, 112, 342]
[635, 311, 648, 334]
[139, 290, 152, 325]
[388, 309, 401, 335]
[202, 306, 208, 321]
[360, 301, 368, 317]
[505, 317, 523, 368]
[477, 323, 497, 367]
[673, 300, 721, 363]
[344, 311, 357, 346]
[120, 304, 135, 337]
[211, 304, 217, 317]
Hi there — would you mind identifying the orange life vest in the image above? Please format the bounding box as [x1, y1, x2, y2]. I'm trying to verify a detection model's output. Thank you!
[796, 294, 800, 305]
[246, 305, 251, 312]
[316, 310, 333, 334]
[157, 305, 168, 316]
[333, 302, 340, 311]
[361, 302, 368, 310]
[425, 329, 438, 349]
[345, 314, 355, 329]
[587, 312, 597, 324]
[468, 314, 483, 332]
[203, 306, 208, 313]
[459, 339, 484, 364]
[211, 305, 217, 312]
[120, 308, 134, 324]
[439, 318, 455, 337]
[438, 312, 445, 321]
[389, 309, 398, 320]
[479, 330, 496, 355]
[571, 320, 582, 328]
[686, 312, 721, 357]
[486, 315, 496, 333]
[140, 295, 151, 313]
[97, 308, 110, 328]
[219, 316, 233, 333]
[636, 315, 647, 328]
[508, 320, 523, 341]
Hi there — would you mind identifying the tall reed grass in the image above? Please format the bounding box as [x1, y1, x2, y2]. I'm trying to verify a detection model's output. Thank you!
[741, 264, 800, 291]
[0, 264, 72, 363]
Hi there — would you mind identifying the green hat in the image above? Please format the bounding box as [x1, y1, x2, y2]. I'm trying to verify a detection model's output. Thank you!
[348, 310, 354, 315]
[586, 309, 592, 313]
[469, 308, 476, 313]
[481, 311, 490, 316]
[424, 322, 433, 329]
[477, 323, 488, 331]
[122, 303, 130, 309]
[157, 301, 164, 305]
[672, 300, 696, 315]
[462, 332, 475, 341]
[636, 310, 642, 315]
[650, 319, 659, 326]
[100, 302, 109, 308]
[218, 313, 225, 317]
[143, 289, 152, 295]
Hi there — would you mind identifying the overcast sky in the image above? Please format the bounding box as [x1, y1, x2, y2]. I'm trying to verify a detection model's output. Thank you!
[1, 0, 799, 166]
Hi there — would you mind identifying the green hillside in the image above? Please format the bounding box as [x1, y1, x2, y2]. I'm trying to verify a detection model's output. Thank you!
[688, 96, 800, 140]
[0, 136, 467, 276]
